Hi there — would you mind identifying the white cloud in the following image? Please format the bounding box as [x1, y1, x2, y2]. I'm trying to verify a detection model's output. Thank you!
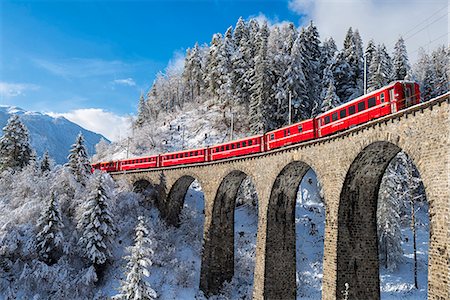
[48, 108, 131, 142]
[288, 0, 449, 62]
[113, 78, 136, 86]
[0, 82, 39, 97]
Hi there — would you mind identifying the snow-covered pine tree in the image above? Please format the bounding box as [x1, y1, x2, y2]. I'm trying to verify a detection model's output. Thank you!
[77, 172, 116, 268]
[218, 26, 236, 104]
[392, 37, 410, 81]
[114, 216, 157, 300]
[66, 133, 92, 185]
[341, 28, 359, 99]
[240, 19, 259, 106]
[0, 114, 33, 171]
[270, 23, 298, 128]
[415, 50, 435, 101]
[289, 31, 309, 122]
[36, 192, 64, 264]
[249, 21, 271, 134]
[367, 44, 393, 92]
[40, 150, 51, 173]
[430, 45, 449, 97]
[204, 33, 223, 100]
[320, 37, 338, 100]
[333, 50, 354, 102]
[377, 168, 403, 271]
[232, 17, 250, 105]
[134, 93, 150, 129]
[300, 22, 322, 117]
[320, 81, 341, 113]
[379, 44, 394, 84]
[182, 43, 203, 103]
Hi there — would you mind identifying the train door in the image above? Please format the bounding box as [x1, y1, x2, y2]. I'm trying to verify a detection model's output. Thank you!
[403, 83, 413, 107]
[389, 88, 397, 113]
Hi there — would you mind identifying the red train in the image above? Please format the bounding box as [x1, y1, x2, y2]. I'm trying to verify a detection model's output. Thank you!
[92, 81, 420, 173]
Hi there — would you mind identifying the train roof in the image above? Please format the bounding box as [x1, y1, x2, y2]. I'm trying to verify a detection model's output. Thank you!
[161, 146, 207, 156]
[265, 118, 313, 134]
[211, 134, 264, 147]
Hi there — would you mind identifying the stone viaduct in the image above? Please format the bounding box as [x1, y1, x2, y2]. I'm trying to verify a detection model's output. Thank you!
[112, 93, 450, 300]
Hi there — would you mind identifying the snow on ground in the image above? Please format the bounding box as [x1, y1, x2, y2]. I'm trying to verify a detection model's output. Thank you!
[380, 204, 429, 299]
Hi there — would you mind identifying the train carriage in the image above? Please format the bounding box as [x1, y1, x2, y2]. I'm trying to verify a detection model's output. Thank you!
[121, 155, 159, 171]
[160, 148, 207, 167]
[316, 81, 420, 137]
[265, 119, 315, 151]
[210, 135, 264, 161]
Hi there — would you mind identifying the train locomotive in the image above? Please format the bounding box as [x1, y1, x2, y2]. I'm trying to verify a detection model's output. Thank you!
[92, 81, 420, 173]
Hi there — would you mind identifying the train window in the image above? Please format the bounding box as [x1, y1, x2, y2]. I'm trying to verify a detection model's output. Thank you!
[298, 125, 303, 132]
[270, 133, 275, 140]
[380, 93, 385, 102]
[358, 101, 366, 112]
[176, 154, 179, 158]
[226, 145, 229, 150]
[237, 143, 240, 148]
[216, 147, 219, 152]
[332, 113, 338, 122]
[324, 116, 330, 124]
[340, 109, 346, 118]
[231, 144, 235, 149]
[368, 97, 376, 108]
[221, 146, 224, 151]
[243, 141, 247, 147]
[195, 151, 198, 156]
[349, 105, 355, 115]
[287, 129, 290, 136]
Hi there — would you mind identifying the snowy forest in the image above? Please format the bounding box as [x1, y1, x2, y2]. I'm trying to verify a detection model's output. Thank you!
[1, 16, 447, 299]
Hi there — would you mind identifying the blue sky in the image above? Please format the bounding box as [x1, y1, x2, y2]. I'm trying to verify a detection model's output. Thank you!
[1, 0, 447, 140]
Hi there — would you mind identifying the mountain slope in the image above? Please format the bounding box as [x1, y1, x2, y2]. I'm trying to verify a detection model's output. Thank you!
[0, 105, 108, 164]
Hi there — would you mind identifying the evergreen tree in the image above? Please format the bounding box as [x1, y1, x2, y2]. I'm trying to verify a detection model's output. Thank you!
[333, 50, 354, 102]
[320, 81, 341, 113]
[114, 217, 157, 300]
[289, 32, 309, 122]
[269, 23, 297, 128]
[134, 93, 149, 128]
[249, 21, 271, 134]
[378, 169, 403, 271]
[368, 44, 393, 92]
[340, 27, 364, 101]
[217, 26, 235, 104]
[40, 150, 51, 173]
[320, 37, 338, 100]
[0, 115, 33, 171]
[364, 39, 377, 92]
[204, 33, 223, 100]
[299, 22, 322, 117]
[232, 19, 250, 105]
[430, 45, 449, 97]
[392, 37, 410, 80]
[67, 133, 92, 185]
[78, 172, 116, 267]
[36, 193, 64, 264]
[182, 43, 203, 102]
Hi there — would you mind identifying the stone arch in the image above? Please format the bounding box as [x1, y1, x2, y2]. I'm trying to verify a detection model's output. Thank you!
[132, 179, 158, 204]
[336, 141, 407, 299]
[263, 160, 314, 299]
[165, 175, 198, 227]
[200, 170, 254, 295]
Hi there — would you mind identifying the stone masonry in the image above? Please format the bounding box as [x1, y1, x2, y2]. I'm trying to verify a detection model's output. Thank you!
[112, 93, 450, 300]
